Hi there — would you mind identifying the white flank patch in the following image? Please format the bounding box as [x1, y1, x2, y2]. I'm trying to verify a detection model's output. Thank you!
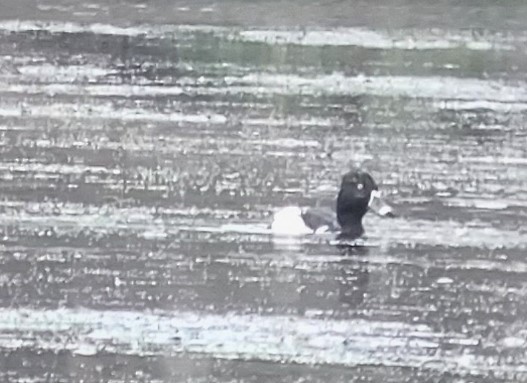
[271, 206, 313, 235]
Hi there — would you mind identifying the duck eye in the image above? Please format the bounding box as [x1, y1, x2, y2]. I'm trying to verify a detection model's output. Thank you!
[357, 183, 364, 190]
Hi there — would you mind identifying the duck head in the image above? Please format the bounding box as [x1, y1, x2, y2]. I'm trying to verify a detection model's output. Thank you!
[336, 169, 394, 238]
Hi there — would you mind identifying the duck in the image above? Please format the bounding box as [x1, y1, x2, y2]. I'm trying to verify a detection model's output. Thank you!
[271, 169, 394, 239]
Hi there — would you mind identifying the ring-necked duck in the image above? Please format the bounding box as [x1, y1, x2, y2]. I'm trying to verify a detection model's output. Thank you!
[271, 169, 394, 239]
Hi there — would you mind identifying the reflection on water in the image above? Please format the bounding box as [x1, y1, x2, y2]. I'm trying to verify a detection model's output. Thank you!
[338, 256, 370, 308]
[0, 2, 526, 382]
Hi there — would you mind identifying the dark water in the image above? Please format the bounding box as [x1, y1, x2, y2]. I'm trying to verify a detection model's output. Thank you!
[0, 1, 526, 382]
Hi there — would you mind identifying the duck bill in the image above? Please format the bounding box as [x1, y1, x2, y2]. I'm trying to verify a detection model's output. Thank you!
[368, 190, 395, 217]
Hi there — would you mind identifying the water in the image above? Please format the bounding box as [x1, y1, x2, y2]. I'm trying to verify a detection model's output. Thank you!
[0, 1, 526, 382]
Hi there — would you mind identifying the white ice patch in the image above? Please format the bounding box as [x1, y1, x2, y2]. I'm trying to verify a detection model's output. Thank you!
[0, 307, 522, 376]
[224, 73, 527, 103]
[230, 28, 519, 51]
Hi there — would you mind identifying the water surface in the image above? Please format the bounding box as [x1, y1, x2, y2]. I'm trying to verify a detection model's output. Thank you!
[0, 2, 526, 382]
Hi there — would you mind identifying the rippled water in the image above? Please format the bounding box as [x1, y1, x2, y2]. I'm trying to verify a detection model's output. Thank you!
[0, 2, 526, 382]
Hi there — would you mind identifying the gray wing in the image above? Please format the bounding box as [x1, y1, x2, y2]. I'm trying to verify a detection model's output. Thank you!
[301, 207, 340, 232]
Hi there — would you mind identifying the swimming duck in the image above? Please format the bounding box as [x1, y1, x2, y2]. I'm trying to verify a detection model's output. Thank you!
[271, 169, 394, 239]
